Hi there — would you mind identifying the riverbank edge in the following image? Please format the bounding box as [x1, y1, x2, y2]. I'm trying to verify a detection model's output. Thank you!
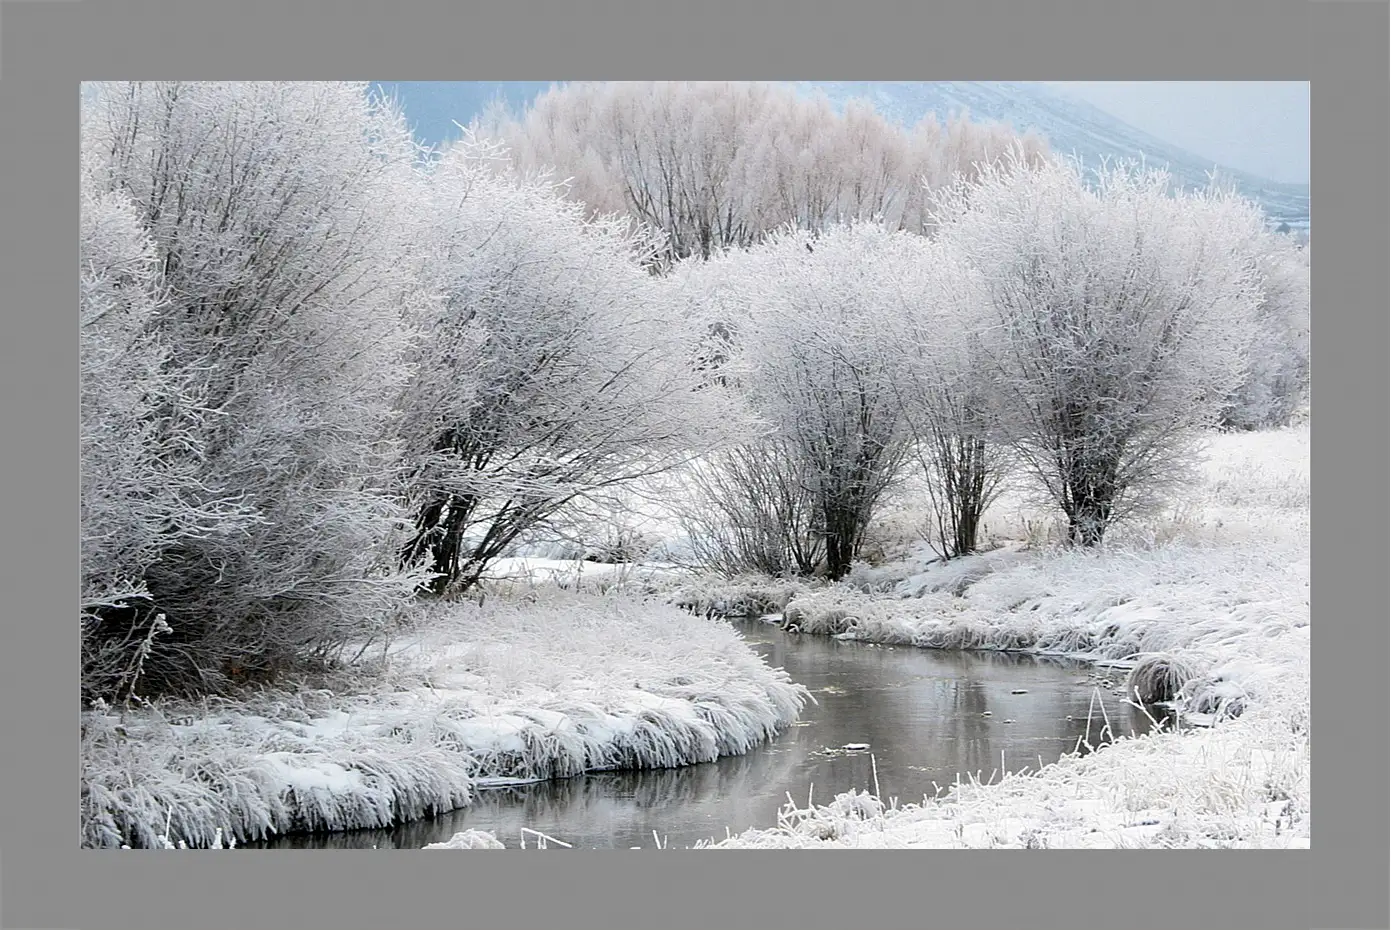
[81, 592, 810, 849]
[670, 539, 1310, 849]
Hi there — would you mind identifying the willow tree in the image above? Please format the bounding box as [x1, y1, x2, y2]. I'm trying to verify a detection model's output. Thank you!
[707, 223, 922, 580]
[933, 155, 1266, 546]
[483, 81, 1049, 262]
[394, 137, 729, 594]
[880, 239, 1010, 559]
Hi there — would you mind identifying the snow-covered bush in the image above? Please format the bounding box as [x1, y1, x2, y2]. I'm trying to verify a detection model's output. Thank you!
[676, 442, 827, 578]
[81, 82, 426, 695]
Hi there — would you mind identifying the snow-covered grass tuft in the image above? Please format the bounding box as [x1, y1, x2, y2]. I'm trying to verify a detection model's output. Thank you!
[670, 577, 815, 620]
[1125, 653, 1202, 705]
[83, 591, 808, 848]
[423, 829, 506, 849]
[81, 703, 475, 849]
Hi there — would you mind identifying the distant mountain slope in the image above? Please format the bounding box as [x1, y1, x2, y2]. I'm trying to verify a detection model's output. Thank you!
[374, 80, 1309, 228]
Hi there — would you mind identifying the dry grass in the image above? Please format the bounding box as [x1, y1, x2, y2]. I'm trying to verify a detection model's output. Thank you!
[1126, 653, 1203, 705]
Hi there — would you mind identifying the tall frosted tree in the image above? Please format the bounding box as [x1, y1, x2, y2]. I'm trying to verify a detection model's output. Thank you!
[79, 185, 261, 700]
[660, 253, 823, 577]
[706, 223, 922, 580]
[393, 137, 729, 594]
[880, 239, 1010, 559]
[932, 155, 1266, 546]
[80, 82, 426, 694]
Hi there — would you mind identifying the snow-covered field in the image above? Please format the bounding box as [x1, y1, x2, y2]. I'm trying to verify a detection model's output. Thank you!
[81, 592, 808, 848]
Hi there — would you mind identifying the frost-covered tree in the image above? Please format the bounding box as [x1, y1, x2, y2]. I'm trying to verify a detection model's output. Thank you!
[80, 82, 426, 693]
[394, 137, 729, 594]
[81, 185, 184, 607]
[711, 224, 922, 580]
[881, 241, 1010, 559]
[483, 82, 1049, 262]
[932, 155, 1266, 546]
[79, 185, 261, 701]
[657, 251, 822, 578]
[1221, 234, 1311, 430]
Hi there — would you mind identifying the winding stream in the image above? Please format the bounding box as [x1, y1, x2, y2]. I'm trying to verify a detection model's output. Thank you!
[254, 619, 1161, 849]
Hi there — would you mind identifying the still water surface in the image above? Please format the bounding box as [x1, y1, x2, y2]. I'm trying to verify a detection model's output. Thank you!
[255, 619, 1158, 849]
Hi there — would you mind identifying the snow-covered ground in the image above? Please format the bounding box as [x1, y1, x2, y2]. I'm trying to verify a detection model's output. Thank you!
[81, 591, 808, 848]
[478, 556, 686, 594]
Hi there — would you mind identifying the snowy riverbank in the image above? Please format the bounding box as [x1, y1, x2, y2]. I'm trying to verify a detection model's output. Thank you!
[698, 426, 1311, 848]
[81, 592, 808, 848]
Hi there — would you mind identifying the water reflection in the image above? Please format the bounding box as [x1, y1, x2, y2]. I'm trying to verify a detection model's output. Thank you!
[253, 621, 1159, 850]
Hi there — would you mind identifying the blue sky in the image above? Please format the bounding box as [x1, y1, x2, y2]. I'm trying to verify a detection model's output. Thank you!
[1043, 82, 1310, 185]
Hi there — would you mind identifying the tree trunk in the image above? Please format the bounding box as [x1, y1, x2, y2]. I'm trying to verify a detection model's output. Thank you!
[401, 496, 446, 569]
[954, 506, 981, 558]
[823, 503, 858, 581]
[1064, 446, 1118, 548]
[427, 502, 470, 595]
[404, 493, 476, 595]
[951, 436, 989, 556]
[1066, 497, 1111, 547]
